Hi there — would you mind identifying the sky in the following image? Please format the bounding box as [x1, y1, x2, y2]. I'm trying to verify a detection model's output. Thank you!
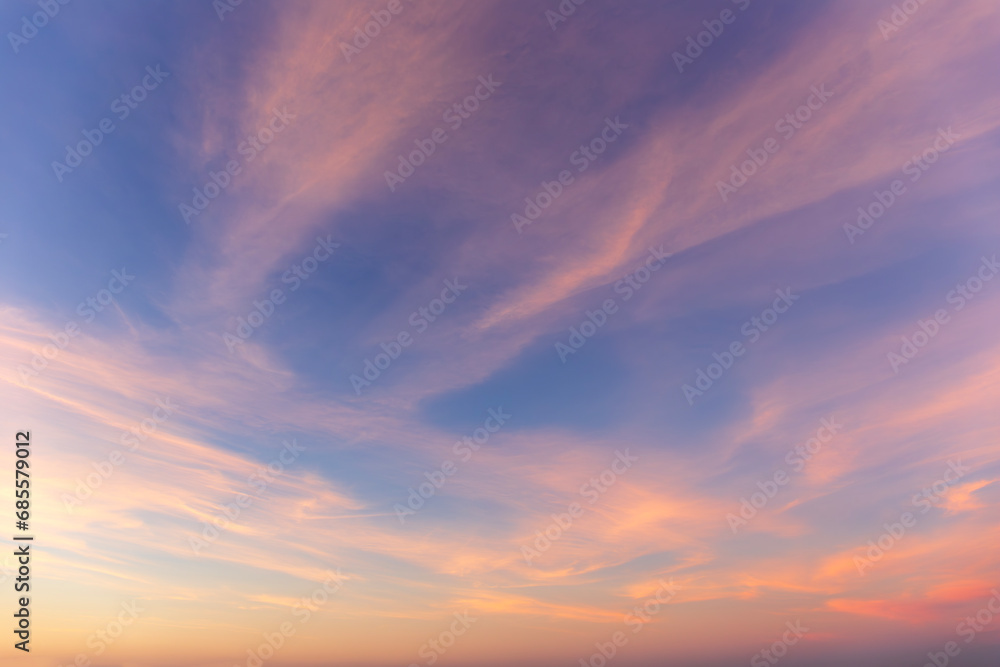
[1, 0, 999, 666]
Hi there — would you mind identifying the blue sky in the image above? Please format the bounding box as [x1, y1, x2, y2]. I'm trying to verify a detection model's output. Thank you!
[2, 1, 1000, 665]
